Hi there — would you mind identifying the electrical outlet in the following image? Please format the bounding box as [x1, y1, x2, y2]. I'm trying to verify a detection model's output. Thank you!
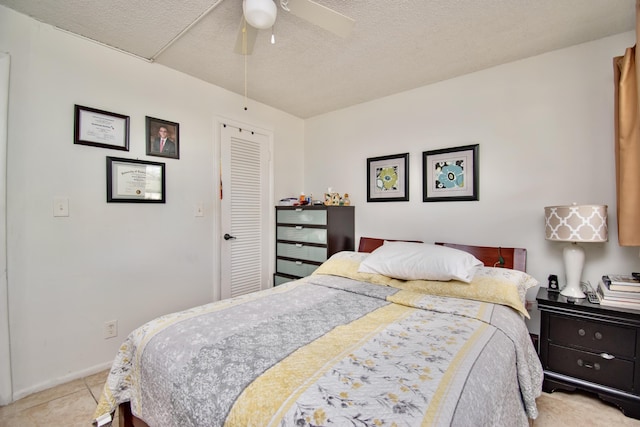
[104, 320, 117, 339]
[53, 198, 69, 217]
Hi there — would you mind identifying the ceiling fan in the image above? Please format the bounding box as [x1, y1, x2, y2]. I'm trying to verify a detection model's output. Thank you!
[234, 0, 355, 55]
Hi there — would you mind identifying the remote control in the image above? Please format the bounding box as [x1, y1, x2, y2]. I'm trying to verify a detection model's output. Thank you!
[586, 290, 600, 304]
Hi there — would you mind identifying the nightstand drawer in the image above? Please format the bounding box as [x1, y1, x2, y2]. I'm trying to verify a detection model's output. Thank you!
[277, 208, 327, 225]
[277, 226, 327, 244]
[277, 243, 327, 262]
[549, 314, 635, 357]
[548, 343, 634, 392]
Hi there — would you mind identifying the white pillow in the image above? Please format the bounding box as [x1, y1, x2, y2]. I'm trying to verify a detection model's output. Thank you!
[357, 241, 483, 282]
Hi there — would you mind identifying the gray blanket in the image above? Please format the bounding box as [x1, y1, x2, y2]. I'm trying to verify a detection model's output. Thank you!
[94, 272, 542, 426]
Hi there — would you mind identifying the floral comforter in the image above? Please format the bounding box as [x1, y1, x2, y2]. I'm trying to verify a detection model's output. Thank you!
[94, 255, 542, 426]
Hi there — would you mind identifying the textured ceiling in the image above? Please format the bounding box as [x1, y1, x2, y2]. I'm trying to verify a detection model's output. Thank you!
[1, 0, 635, 118]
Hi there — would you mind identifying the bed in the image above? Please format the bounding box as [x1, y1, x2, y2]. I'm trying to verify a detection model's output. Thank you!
[94, 238, 542, 427]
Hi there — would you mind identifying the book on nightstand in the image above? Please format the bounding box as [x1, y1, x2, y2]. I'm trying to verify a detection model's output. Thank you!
[602, 274, 640, 291]
[597, 279, 640, 309]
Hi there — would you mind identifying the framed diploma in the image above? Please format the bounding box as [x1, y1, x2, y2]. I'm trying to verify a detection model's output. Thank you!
[106, 157, 165, 203]
[74, 105, 130, 151]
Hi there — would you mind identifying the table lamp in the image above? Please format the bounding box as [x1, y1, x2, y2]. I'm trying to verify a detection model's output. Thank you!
[544, 204, 608, 298]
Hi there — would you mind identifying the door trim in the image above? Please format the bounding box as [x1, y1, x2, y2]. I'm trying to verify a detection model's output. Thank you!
[0, 53, 12, 405]
[213, 116, 274, 301]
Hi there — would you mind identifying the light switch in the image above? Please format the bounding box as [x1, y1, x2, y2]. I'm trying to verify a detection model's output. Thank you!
[53, 198, 69, 217]
[195, 202, 204, 217]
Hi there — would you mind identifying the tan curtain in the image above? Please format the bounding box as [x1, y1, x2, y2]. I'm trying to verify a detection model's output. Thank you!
[614, 0, 640, 246]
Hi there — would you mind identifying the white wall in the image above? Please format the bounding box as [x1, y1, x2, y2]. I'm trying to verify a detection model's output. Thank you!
[304, 31, 639, 333]
[0, 6, 304, 399]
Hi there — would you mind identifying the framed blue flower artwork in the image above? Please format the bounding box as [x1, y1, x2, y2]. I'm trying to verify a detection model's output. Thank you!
[422, 144, 479, 202]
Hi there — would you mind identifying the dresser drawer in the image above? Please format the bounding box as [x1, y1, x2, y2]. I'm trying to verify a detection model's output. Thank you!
[276, 259, 319, 278]
[277, 226, 327, 244]
[277, 243, 327, 263]
[277, 208, 327, 225]
[274, 274, 294, 286]
[549, 314, 636, 357]
[548, 343, 634, 392]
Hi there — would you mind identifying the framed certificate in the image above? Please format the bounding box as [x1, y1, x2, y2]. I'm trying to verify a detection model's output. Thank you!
[74, 105, 130, 151]
[106, 157, 165, 203]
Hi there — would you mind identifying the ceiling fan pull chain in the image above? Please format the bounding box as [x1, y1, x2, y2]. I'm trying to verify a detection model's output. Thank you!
[244, 52, 248, 111]
[243, 20, 248, 111]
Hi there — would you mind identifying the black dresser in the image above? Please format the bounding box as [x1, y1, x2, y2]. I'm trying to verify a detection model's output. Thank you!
[274, 205, 354, 285]
[537, 288, 640, 418]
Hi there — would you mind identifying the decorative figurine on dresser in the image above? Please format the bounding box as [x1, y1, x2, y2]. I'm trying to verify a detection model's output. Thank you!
[537, 287, 640, 419]
[274, 205, 354, 285]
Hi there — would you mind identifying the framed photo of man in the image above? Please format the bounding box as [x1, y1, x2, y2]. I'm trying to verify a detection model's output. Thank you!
[146, 116, 179, 159]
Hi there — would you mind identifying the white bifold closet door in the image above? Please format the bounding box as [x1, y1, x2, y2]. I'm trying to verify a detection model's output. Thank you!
[220, 123, 271, 299]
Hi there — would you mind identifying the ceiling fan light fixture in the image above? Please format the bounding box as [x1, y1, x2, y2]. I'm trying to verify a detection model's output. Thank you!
[243, 0, 277, 30]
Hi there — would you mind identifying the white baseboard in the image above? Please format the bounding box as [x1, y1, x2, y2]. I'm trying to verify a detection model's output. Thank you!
[11, 360, 113, 402]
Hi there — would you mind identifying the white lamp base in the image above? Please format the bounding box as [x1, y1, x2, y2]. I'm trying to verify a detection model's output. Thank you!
[561, 242, 586, 298]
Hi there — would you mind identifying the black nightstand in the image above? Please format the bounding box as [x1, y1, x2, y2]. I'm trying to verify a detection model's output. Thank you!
[537, 288, 640, 419]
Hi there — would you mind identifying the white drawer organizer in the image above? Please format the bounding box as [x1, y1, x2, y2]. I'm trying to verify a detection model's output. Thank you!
[274, 205, 355, 285]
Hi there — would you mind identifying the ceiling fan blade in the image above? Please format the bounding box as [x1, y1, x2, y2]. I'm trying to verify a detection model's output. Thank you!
[234, 18, 258, 55]
[284, 0, 355, 38]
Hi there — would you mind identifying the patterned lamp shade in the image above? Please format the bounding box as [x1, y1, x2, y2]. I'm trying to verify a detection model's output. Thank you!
[544, 204, 608, 299]
[544, 204, 608, 243]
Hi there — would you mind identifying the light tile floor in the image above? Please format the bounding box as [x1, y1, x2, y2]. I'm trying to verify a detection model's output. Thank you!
[535, 388, 640, 426]
[0, 370, 116, 427]
[0, 370, 639, 426]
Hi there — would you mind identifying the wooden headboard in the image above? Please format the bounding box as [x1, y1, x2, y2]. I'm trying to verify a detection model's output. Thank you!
[357, 237, 527, 272]
[435, 242, 526, 272]
[357, 237, 423, 253]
